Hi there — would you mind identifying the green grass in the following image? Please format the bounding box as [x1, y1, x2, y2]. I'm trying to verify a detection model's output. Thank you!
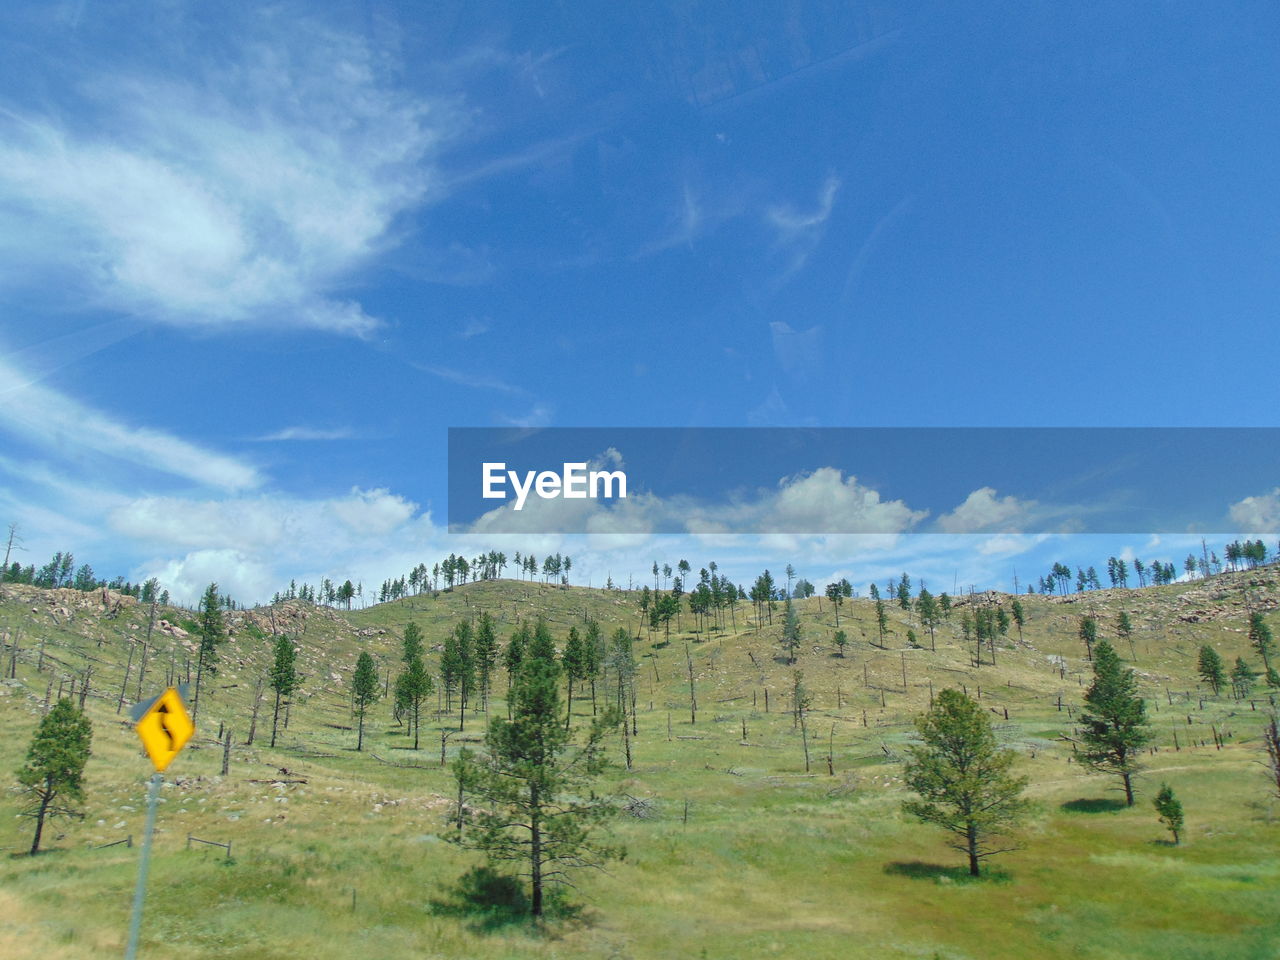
[1, 572, 1278, 958]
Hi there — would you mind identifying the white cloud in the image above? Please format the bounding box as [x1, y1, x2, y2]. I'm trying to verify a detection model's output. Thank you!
[0, 355, 260, 491]
[146, 549, 278, 607]
[111, 487, 436, 604]
[252, 426, 356, 442]
[416, 363, 529, 396]
[496, 403, 556, 428]
[977, 534, 1048, 557]
[457, 317, 492, 340]
[109, 487, 419, 553]
[463, 462, 925, 536]
[768, 175, 840, 236]
[0, 11, 445, 335]
[748, 468, 925, 534]
[329, 488, 419, 537]
[1228, 487, 1280, 533]
[937, 487, 1037, 534]
[764, 174, 840, 280]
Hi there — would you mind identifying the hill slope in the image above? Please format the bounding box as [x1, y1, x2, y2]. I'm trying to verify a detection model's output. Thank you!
[1, 570, 1277, 959]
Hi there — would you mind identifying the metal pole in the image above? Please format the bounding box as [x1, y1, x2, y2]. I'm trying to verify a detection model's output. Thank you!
[125, 772, 162, 960]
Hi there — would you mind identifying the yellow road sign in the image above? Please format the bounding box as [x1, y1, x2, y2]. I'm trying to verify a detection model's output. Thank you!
[135, 687, 194, 772]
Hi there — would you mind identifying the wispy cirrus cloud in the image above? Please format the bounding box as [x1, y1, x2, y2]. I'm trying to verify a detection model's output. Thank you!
[456, 317, 492, 340]
[415, 363, 530, 396]
[0, 354, 260, 491]
[768, 174, 841, 237]
[0, 9, 448, 337]
[252, 426, 357, 442]
[765, 174, 840, 280]
[496, 403, 556, 428]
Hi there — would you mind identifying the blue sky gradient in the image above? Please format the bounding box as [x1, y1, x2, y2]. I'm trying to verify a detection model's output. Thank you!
[0, 2, 1276, 602]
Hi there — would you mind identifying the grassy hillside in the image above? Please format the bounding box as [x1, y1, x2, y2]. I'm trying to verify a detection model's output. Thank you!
[1, 569, 1278, 959]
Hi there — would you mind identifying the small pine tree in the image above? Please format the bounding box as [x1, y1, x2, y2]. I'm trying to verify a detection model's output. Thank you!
[474, 613, 499, 708]
[1079, 640, 1152, 806]
[1153, 783, 1184, 844]
[1197, 645, 1226, 696]
[395, 649, 433, 750]
[16, 699, 92, 854]
[505, 622, 530, 699]
[1116, 611, 1133, 641]
[916, 588, 941, 650]
[1231, 657, 1258, 699]
[1079, 615, 1098, 660]
[873, 595, 889, 647]
[780, 598, 802, 665]
[448, 621, 621, 917]
[192, 582, 226, 722]
[402, 621, 425, 663]
[352, 652, 380, 751]
[561, 627, 589, 730]
[833, 630, 848, 657]
[269, 635, 298, 748]
[1249, 613, 1275, 674]
[902, 689, 1030, 876]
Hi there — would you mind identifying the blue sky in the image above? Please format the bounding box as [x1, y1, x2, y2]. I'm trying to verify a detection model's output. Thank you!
[0, 2, 1276, 603]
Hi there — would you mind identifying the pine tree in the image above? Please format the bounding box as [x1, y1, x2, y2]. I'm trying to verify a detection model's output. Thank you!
[1010, 599, 1025, 640]
[474, 613, 499, 710]
[825, 581, 845, 627]
[440, 631, 462, 712]
[192, 582, 226, 722]
[873, 591, 889, 648]
[1249, 613, 1275, 674]
[780, 597, 802, 665]
[443, 621, 476, 730]
[269, 635, 298, 748]
[1153, 783, 1184, 844]
[916, 588, 941, 651]
[402, 621, 425, 663]
[505, 622, 530, 702]
[1079, 640, 1152, 805]
[1197, 645, 1226, 695]
[1079, 615, 1098, 660]
[352, 652, 380, 751]
[448, 620, 621, 917]
[1230, 657, 1258, 699]
[583, 619, 604, 715]
[395, 647, 433, 750]
[1116, 611, 1133, 640]
[833, 630, 848, 657]
[902, 689, 1030, 876]
[562, 627, 589, 730]
[16, 699, 93, 855]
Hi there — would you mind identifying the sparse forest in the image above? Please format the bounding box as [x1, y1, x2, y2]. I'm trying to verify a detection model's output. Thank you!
[1, 538, 1279, 959]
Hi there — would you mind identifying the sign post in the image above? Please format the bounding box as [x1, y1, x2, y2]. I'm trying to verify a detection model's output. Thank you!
[125, 687, 194, 959]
